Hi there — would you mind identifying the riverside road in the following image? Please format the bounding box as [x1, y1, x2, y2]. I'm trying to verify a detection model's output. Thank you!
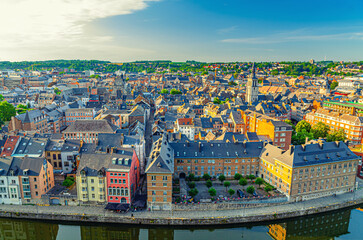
[1, 181, 363, 225]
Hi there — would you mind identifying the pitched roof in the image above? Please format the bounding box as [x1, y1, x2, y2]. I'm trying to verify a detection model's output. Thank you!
[63, 120, 118, 133]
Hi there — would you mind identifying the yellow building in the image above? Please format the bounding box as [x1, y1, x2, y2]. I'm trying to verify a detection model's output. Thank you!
[260, 140, 359, 201]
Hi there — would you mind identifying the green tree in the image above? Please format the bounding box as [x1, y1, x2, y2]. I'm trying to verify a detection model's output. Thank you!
[0, 117, 4, 129]
[54, 87, 61, 95]
[239, 178, 247, 186]
[247, 175, 255, 180]
[188, 181, 196, 188]
[208, 187, 217, 197]
[292, 129, 314, 145]
[0, 95, 3, 101]
[234, 173, 242, 180]
[296, 120, 311, 133]
[170, 89, 182, 94]
[326, 129, 345, 142]
[213, 97, 221, 104]
[228, 188, 235, 196]
[311, 122, 330, 139]
[160, 89, 169, 94]
[188, 188, 199, 198]
[0, 101, 16, 121]
[330, 81, 338, 90]
[224, 181, 231, 191]
[187, 173, 195, 182]
[264, 185, 273, 192]
[202, 173, 211, 181]
[218, 175, 226, 184]
[206, 179, 213, 188]
[255, 177, 264, 187]
[246, 186, 255, 194]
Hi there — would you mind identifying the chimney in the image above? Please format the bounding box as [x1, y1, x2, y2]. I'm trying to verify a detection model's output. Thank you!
[301, 144, 306, 151]
[95, 139, 99, 146]
[305, 137, 309, 144]
[344, 140, 349, 147]
[198, 142, 201, 152]
[318, 141, 323, 149]
[289, 145, 294, 155]
[120, 133, 124, 145]
[335, 141, 340, 147]
[186, 140, 189, 147]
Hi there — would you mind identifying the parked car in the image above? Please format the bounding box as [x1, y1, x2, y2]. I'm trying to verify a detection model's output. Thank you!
[237, 189, 245, 198]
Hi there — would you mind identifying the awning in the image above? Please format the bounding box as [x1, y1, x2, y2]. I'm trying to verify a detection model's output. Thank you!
[105, 203, 130, 211]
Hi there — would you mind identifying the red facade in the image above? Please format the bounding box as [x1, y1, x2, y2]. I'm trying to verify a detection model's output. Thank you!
[106, 150, 140, 204]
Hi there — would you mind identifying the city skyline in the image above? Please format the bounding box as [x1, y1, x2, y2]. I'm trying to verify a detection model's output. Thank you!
[1, 0, 363, 62]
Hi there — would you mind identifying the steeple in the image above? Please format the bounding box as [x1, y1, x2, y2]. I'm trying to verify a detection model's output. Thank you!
[251, 62, 256, 78]
[246, 62, 259, 105]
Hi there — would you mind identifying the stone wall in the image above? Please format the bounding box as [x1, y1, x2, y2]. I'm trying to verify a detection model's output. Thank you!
[0, 198, 362, 226]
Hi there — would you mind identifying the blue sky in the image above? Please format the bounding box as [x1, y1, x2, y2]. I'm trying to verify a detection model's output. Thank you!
[1, 0, 363, 62]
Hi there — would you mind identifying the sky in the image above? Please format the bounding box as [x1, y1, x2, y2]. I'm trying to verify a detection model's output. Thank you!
[1, 0, 363, 62]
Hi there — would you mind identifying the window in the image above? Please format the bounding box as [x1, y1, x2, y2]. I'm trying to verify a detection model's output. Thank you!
[163, 183, 167, 187]
[91, 179, 94, 183]
[151, 176, 156, 181]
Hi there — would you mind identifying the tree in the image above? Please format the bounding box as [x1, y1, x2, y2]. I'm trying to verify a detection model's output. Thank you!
[0, 95, 3, 101]
[188, 188, 199, 198]
[170, 89, 182, 95]
[264, 185, 273, 192]
[246, 186, 255, 194]
[292, 129, 314, 145]
[234, 173, 242, 180]
[0, 101, 16, 121]
[213, 97, 221, 104]
[247, 175, 255, 180]
[311, 122, 330, 139]
[218, 175, 226, 184]
[54, 87, 61, 95]
[224, 181, 231, 191]
[0, 117, 4, 129]
[202, 173, 211, 181]
[206, 179, 213, 188]
[160, 89, 169, 94]
[255, 177, 264, 187]
[327, 129, 345, 142]
[296, 120, 311, 133]
[188, 181, 196, 189]
[239, 178, 247, 186]
[228, 188, 235, 196]
[187, 173, 195, 182]
[208, 187, 217, 197]
[330, 81, 338, 90]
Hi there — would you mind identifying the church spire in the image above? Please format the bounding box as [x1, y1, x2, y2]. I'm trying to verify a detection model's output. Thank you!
[251, 62, 256, 78]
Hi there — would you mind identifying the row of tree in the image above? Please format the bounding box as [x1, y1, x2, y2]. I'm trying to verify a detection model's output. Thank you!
[288, 120, 345, 145]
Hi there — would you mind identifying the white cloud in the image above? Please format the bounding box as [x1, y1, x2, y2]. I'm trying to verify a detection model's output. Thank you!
[0, 0, 158, 61]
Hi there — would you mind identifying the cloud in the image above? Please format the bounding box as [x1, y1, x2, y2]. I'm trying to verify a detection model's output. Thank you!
[217, 26, 238, 34]
[221, 30, 363, 44]
[0, 0, 159, 61]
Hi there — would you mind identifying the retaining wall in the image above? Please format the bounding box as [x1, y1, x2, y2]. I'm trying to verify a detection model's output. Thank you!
[0, 197, 362, 226]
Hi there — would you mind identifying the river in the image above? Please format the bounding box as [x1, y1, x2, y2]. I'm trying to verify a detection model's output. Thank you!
[0, 206, 362, 240]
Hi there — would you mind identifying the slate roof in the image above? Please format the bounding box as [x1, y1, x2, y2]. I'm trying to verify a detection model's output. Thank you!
[63, 120, 118, 133]
[260, 141, 359, 168]
[170, 141, 263, 159]
[18, 157, 46, 176]
[12, 137, 48, 157]
[77, 150, 134, 176]
[145, 134, 174, 174]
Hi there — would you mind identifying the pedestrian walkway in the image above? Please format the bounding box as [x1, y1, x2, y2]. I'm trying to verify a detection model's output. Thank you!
[1, 188, 362, 222]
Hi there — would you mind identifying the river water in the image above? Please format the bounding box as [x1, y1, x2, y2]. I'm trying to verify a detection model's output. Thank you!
[1, 206, 363, 240]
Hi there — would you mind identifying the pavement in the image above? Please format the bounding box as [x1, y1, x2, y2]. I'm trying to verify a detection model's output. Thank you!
[1, 185, 363, 221]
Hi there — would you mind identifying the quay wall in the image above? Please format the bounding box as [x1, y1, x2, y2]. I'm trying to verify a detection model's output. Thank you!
[0, 197, 362, 226]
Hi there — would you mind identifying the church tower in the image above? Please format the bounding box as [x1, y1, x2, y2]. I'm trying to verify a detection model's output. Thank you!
[246, 63, 259, 104]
